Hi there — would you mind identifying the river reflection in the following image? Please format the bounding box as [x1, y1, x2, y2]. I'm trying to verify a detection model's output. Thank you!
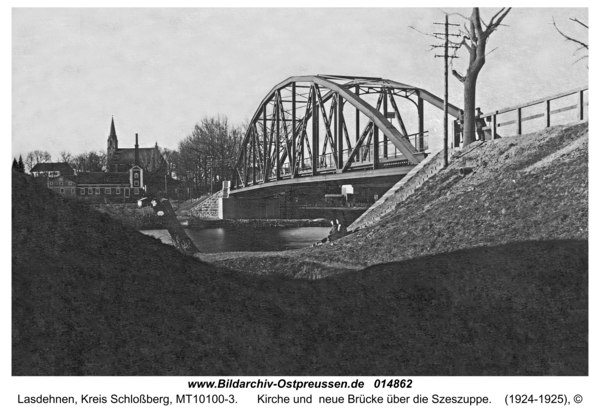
[141, 227, 330, 253]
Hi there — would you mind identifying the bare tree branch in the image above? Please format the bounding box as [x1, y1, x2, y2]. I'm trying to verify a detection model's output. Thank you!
[487, 7, 507, 28]
[452, 69, 466, 83]
[463, 22, 471, 37]
[485, 46, 498, 58]
[570, 17, 588, 29]
[486, 8, 512, 36]
[552, 17, 589, 50]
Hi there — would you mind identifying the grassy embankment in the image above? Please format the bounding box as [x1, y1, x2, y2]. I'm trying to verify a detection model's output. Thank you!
[204, 122, 588, 279]
[12, 122, 587, 375]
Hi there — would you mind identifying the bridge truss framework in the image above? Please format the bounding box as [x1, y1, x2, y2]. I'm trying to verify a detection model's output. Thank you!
[232, 75, 461, 191]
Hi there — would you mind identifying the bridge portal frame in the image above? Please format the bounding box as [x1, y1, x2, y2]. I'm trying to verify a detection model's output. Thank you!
[232, 75, 461, 191]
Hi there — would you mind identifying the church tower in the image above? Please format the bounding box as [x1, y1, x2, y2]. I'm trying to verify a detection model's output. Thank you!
[107, 117, 118, 170]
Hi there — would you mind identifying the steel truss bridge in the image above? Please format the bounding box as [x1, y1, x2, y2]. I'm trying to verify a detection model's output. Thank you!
[232, 75, 461, 193]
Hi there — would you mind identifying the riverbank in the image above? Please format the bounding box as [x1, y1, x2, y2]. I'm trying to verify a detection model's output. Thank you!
[143, 226, 330, 253]
[183, 218, 331, 229]
[93, 202, 334, 231]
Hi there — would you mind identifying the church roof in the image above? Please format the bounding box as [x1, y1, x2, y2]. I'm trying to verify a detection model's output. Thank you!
[108, 147, 158, 165]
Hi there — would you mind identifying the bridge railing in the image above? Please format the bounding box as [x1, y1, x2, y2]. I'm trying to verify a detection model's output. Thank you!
[294, 132, 428, 173]
[478, 86, 588, 138]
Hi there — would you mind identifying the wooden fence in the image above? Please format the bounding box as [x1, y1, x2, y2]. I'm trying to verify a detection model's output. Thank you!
[478, 86, 588, 138]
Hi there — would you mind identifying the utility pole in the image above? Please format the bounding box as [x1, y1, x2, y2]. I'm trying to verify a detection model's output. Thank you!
[433, 16, 460, 167]
[208, 156, 213, 195]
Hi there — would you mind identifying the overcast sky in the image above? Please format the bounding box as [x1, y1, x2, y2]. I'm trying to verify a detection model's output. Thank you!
[12, 7, 588, 160]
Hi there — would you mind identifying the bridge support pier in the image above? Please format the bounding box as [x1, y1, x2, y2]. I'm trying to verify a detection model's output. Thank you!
[219, 197, 280, 220]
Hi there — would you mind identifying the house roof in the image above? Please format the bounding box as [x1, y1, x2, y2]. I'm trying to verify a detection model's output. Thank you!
[31, 162, 74, 174]
[76, 172, 130, 185]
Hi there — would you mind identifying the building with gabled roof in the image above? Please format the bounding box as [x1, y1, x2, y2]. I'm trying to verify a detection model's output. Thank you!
[30, 162, 74, 177]
[47, 175, 78, 196]
[46, 165, 145, 202]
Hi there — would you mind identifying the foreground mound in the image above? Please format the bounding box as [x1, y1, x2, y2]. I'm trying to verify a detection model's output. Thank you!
[12, 172, 587, 375]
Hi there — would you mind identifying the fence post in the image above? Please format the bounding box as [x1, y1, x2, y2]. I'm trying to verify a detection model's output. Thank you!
[492, 114, 497, 140]
[545, 100, 551, 128]
[516, 107, 522, 135]
[578, 89, 585, 121]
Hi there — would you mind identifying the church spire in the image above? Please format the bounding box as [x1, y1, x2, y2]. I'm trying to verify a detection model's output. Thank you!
[107, 117, 118, 170]
[109, 117, 117, 138]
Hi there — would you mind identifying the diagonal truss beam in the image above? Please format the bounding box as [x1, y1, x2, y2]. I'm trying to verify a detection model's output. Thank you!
[315, 85, 339, 168]
[388, 92, 409, 138]
[342, 122, 374, 172]
[362, 92, 384, 160]
[275, 90, 293, 174]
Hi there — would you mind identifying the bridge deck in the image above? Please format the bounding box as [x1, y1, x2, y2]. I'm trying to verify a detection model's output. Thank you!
[230, 164, 415, 194]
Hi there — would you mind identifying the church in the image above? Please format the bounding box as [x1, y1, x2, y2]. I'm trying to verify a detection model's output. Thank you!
[106, 117, 166, 174]
[38, 118, 170, 202]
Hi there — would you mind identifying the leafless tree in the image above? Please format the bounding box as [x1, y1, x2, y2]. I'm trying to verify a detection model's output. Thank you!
[71, 151, 105, 172]
[25, 150, 52, 172]
[450, 8, 512, 146]
[59, 151, 72, 164]
[138, 149, 166, 174]
[160, 147, 178, 178]
[552, 16, 588, 64]
[175, 116, 243, 195]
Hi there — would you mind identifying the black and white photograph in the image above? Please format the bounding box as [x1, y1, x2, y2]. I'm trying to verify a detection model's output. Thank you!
[8, 2, 595, 411]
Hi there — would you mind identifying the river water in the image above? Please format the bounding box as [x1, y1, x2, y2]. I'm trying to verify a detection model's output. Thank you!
[141, 227, 330, 253]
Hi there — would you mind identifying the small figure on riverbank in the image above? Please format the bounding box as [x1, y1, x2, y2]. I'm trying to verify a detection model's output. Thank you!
[312, 218, 350, 246]
[328, 220, 340, 242]
[336, 219, 347, 237]
[312, 220, 338, 246]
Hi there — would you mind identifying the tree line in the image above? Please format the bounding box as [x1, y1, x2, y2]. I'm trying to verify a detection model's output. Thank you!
[15, 149, 108, 173]
[171, 116, 244, 196]
[17, 115, 245, 198]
